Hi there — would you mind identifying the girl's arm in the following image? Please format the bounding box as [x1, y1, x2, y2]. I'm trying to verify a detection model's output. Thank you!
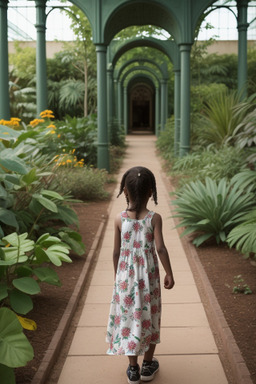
[113, 213, 121, 276]
[153, 213, 175, 290]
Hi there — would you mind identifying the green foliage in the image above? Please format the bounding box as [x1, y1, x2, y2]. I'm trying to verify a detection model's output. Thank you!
[227, 209, 256, 258]
[171, 146, 247, 186]
[191, 51, 238, 90]
[156, 118, 175, 161]
[9, 43, 36, 81]
[190, 83, 227, 119]
[53, 167, 109, 201]
[0, 307, 34, 379]
[232, 93, 256, 152]
[197, 89, 243, 147]
[52, 115, 97, 165]
[232, 275, 252, 295]
[172, 177, 254, 246]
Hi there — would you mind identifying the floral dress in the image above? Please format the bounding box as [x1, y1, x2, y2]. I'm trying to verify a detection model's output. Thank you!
[106, 210, 161, 356]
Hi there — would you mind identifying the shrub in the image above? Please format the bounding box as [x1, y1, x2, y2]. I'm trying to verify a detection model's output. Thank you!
[156, 118, 175, 161]
[53, 166, 109, 201]
[172, 177, 254, 246]
[171, 145, 247, 186]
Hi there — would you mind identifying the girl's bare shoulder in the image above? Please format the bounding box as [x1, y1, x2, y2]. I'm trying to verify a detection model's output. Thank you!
[151, 212, 162, 227]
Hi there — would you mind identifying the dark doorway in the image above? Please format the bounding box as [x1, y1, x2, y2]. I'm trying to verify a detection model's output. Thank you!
[132, 99, 150, 128]
[129, 84, 154, 133]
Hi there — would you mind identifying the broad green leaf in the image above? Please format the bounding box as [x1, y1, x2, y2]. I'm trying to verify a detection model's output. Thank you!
[51, 205, 79, 226]
[21, 168, 38, 185]
[33, 267, 61, 286]
[0, 307, 34, 367]
[0, 154, 28, 175]
[0, 283, 8, 301]
[0, 208, 18, 229]
[0, 363, 15, 384]
[9, 290, 33, 315]
[41, 189, 64, 200]
[59, 231, 85, 256]
[32, 194, 58, 212]
[12, 277, 40, 295]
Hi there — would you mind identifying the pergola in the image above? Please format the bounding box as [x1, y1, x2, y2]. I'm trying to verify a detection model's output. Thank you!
[0, 0, 251, 170]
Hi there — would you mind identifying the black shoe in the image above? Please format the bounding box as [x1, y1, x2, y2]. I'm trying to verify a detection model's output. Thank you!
[127, 364, 140, 384]
[140, 358, 159, 382]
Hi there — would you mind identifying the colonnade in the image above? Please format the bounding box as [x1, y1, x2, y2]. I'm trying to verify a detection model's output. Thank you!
[0, 0, 251, 170]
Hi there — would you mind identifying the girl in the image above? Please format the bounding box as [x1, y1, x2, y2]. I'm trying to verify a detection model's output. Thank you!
[106, 166, 175, 383]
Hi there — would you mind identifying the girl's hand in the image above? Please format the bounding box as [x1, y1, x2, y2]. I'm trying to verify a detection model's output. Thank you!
[164, 275, 175, 290]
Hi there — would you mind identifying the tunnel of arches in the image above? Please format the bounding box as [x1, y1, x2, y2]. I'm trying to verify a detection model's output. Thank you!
[128, 79, 155, 134]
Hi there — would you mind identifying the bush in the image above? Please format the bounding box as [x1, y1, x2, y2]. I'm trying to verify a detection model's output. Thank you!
[53, 166, 109, 201]
[156, 118, 175, 161]
[171, 145, 248, 187]
[172, 177, 254, 246]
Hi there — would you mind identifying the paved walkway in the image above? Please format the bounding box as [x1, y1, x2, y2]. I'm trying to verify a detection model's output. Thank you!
[57, 136, 229, 384]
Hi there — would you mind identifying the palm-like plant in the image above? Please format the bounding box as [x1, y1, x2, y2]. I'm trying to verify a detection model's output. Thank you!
[198, 89, 243, 146]
[227, 210, 256, 257]
[59, 79, 85, 115]
[173, 177, 254, 246]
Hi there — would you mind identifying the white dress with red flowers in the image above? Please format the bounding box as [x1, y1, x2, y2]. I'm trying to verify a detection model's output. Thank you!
[106, 210, 161, 356]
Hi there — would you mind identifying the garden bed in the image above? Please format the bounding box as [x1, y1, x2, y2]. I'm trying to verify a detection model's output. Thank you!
[15, 183, 256, 384]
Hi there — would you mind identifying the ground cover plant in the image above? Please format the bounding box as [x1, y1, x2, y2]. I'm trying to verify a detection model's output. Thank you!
[0, 109, 121, 382]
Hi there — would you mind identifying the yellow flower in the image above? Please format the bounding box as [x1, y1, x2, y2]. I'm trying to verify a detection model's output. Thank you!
[40, 109, 55, 119]
[57, 134, 61, 138]
[3, 132, 9, 135]
[47, 124, 56, 129]
[30, 118, 45, 127]
[66, 159, 72, 163]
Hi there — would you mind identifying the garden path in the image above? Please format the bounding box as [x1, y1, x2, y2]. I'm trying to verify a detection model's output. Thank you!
[56, 135, 229, 384]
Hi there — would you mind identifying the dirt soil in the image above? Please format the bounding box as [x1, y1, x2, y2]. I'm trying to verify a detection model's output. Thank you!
[15, 183, 256, 384]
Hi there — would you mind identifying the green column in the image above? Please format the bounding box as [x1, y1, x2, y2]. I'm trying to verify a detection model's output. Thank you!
[117, 81, 122, 126]
[179, 43, 191, 156]
[0, 0, 10, 119]
[107, 64, 114, 139]
[96, 44, 110, 171]
[35, 0, 48, 116]
[237, 0, 249, 99]
[160, 79, 167, 131]
[124, 86, 128, 134]
[174, 68, 181, 156]
[155, 86, 159, 136]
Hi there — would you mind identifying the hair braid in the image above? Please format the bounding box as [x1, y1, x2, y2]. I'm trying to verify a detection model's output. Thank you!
[117, 166, 158, 218]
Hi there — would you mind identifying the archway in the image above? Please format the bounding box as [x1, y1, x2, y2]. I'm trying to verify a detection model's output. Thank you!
[129, 82, 155, 133]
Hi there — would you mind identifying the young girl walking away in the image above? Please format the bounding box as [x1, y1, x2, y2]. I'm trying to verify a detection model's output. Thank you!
[106, 166, 175, 383]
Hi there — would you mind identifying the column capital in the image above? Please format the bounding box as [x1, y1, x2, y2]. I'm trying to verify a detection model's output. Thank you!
[0, 0, 8, 9]
[34, 0, 47, 7]
[95, 44, 107, 53]
[178, 43, 192, 53]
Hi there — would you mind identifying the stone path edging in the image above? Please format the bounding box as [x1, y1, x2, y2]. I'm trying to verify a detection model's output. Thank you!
[182, 237, 253, 384]
[164, 163, 254, 384]
[31, 216, 108, 384]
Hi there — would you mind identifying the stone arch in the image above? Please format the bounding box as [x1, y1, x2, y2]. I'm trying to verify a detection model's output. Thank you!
[115, 58, 167, 83]
[120, 66, 161, 135]
[103, 1, 181, 45]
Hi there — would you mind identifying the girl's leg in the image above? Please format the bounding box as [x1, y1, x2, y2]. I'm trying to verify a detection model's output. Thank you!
[128, 355, 138, 366]
[143, 343, 156, 361]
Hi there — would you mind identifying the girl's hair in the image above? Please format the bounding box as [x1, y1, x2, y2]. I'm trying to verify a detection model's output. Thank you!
[117, 166, 158, 218]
